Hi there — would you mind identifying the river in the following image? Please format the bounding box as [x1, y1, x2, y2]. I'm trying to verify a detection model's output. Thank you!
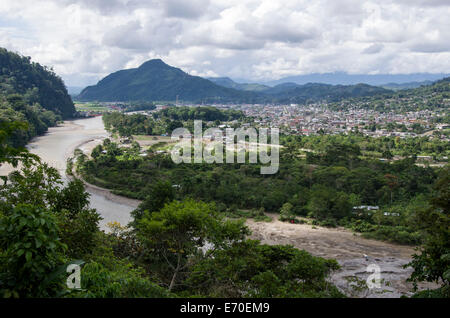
[0, 116, 134, 229]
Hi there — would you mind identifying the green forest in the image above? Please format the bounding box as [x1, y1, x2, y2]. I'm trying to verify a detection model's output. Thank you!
[102, 107, 247, 136]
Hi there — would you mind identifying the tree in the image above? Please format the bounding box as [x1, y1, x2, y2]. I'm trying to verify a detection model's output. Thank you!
[91, 145, 103, 159]
[0, 204, 66, 297]
[0, 159, 101, 260]
[322, 142, 361, 168]
[407, 167, 450, 297]
[0, 161, 62, 209]
[137, 199, 248, 292]
[130, 180, 175, 227]
[307, 185, 351, 221]
[0, 120, 37, 174]
[279, 202, 296, 222]
[384, 174, 399, 204]
[54, 180, 101, 258]
[186, 240, 343, 298]
[52, 179, 90, 216]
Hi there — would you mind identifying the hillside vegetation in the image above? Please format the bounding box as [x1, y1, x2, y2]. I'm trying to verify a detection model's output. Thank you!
[0, 48, 75, 118]
[330, 77, 450, 112]
[0, 48, 75, 147]
[78, 59, 259, 103]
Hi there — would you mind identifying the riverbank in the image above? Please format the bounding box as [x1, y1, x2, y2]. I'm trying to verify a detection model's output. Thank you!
[1, 117, 135, 229]
[69, 138, 141, 210]
[246, 214, 438, 297]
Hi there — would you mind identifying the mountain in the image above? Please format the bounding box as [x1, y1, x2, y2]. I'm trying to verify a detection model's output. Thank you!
[207, 77, 269, 92]
[328, 77, 450, 112]
[262, 82, 301, 95]
[263, 82, 391, 104]
[263, 72, 449, 87]
[0, 47, 76, 147]
[78, 59, 258, 103]
[78, 59, 396, 104]
[379, 80, 434, 91]
[0, 48, 75, 118]
[67, 86, 84, 96]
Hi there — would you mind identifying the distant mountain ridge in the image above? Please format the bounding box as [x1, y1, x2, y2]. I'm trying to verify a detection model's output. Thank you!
[78, 59, 394, 104]
[208, 77, 391, 103]
[327, 76, 450, 112]
[207, 77, 269, 92]
[379, 81, 434, 90]
[262, 82, 391, 104]
[67, 86, 84, 96]
[261, 72, 450, 87]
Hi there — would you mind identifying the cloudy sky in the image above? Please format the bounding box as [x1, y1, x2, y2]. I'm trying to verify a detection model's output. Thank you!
[0, 0, 449, 86]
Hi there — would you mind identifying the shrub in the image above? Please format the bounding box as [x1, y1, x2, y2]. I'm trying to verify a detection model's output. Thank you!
[0, 204, 66, 297]
[71, 261, 171, 298]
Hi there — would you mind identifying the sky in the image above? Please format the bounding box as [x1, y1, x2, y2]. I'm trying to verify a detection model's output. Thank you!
[0, 0, 449, 87]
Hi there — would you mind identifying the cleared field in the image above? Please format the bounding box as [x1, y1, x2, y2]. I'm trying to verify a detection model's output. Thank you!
[75, 103, 110, 112]
[132, 135, 174, 147]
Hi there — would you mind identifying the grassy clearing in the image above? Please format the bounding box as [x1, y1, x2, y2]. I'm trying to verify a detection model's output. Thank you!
[224, 209, 273, 222]
[75, 102, 110, 112]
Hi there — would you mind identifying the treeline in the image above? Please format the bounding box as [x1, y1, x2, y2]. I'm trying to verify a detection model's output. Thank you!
[281, 133, 450, 159]
[103, 107, 246, 136]
[80, 136, 440, 245]
[154, 106, 244, 122]
[123, 101, 156, 112]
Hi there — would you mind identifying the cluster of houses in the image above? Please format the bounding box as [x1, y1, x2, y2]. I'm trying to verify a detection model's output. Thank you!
[352, 205, 400, 217]
[215, 103, 449, 141]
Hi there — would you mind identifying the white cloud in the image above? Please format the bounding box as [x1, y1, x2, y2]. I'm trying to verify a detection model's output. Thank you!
[0, 0, 448, 86]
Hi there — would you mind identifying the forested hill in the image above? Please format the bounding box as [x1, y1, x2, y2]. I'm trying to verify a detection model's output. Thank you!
[77, 59, 259, 103]
[207, 77, 270, 92]
[262, 82, 391, 104]
[399, 76, 450, 97]
[329, 76, 450, 112]
[0, 48, 75, 118]
[208, 77, 392, 103]
[0, 47, 76, 147]
[77, 59, 391, 104]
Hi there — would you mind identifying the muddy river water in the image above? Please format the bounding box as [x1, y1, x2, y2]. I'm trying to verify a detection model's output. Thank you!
[0, 116, 135, 229]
